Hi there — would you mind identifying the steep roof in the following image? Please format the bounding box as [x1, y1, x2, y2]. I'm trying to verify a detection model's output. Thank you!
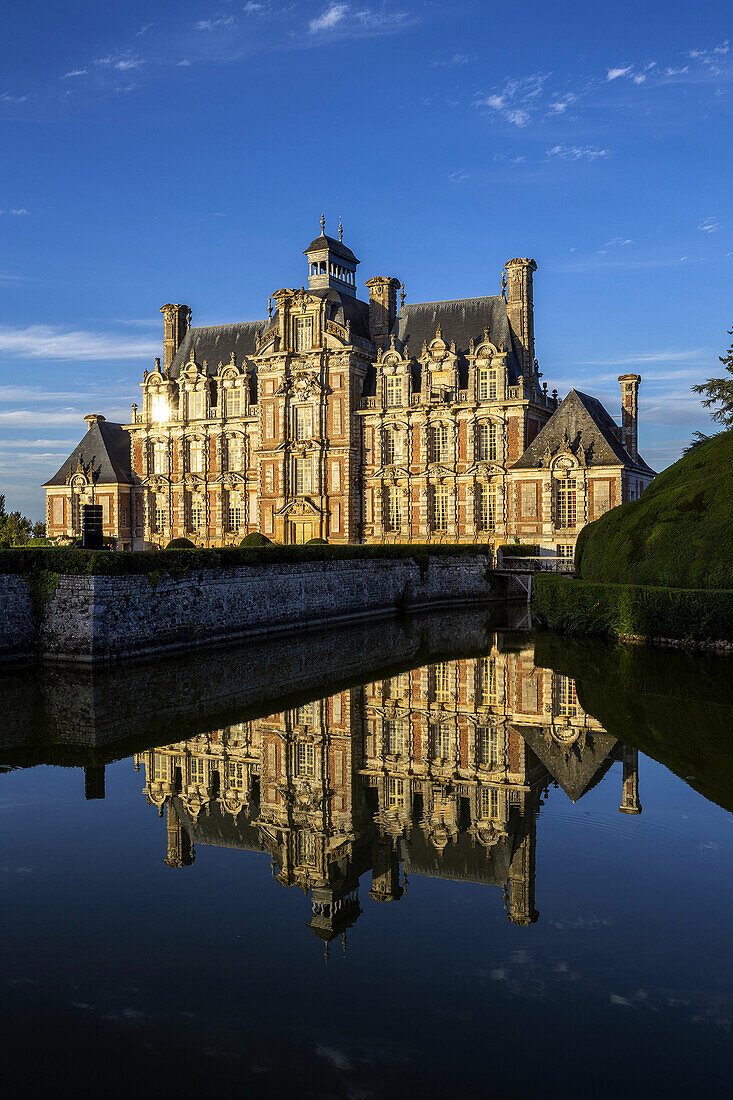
[304, 233, 359, 264]
[391, 295, 524, 385]
[169, 320, 265, 378]
[44, 418, 132, 488]
[518, 724, 620, 803]
[512, 388, 655, 473]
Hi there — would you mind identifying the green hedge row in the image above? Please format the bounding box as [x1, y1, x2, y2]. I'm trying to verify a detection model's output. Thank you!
[532, 574, 733, 643]
[0, 542, 494, 578]
[497, 544, 540, 557]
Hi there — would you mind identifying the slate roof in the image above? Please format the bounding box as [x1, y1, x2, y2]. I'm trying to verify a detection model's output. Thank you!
[518, 724, 620, 803]
[44, 418, 133, 487]
[511, 388, 656, 473]
[399, 823, 512, 885]
[304, 233, 359, 264]
[169, 320, 266, 378]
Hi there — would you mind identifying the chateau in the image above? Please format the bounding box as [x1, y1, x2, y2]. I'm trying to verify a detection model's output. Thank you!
[45, 221, 654, 551]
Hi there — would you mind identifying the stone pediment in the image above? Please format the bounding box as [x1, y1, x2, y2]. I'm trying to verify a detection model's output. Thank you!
[145, 474, 170, 491]
[471, 461, 504, 478]
[427, 462, 454, 477]
[183, 473, 206, 490]
[217, 471, 245, 487]
[276, 498, 322, 518]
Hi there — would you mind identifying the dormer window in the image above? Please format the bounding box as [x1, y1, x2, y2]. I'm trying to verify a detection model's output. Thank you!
[386, 375, 401, 407]
[478, 368, 497, 402]
[189, 390, 205, 419]
[150, 393, 170, 423]
[225, 387, 241, 417]
[295, 316, 313, 352]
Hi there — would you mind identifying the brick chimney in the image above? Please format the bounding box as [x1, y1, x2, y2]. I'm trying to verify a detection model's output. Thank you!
[618, 374, 641, 461]
[504, 257, 537, 379]
[160, 303, 191, 370]
[365, 276, 400, 349]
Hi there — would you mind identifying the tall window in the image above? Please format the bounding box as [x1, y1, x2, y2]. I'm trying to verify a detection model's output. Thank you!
[386, 673, 408, 699]
[385, 486, 401, 532]
[294, 457, 313, 495]
[189, 390, 205, 419]
[188, 440, 204, 473]
[478, 368, 497, 401]
[477, 726, 500, 768]
[189, 493, 204, 531]
[296, 742, 315, 777]
[477, 484, 496, 532]
[388, 777, 405, 810]
[150, 393, 170, 423]
[189, 757, 205, 786]
[294, 405, 313, 440]
[152, 441, 167, 474]
[383, 429, 401, 466]
[556, 478, 577, 528]
[432, 662, 452, 702]
[476, 421, 497, 462]
[432, 485, 449, 531]
[296, 831, 317, 866]
[384, 720, 405, 756]
[431, 722, 451, 761]
[226, 436, 239, 471]
[154, 493, 167, 532]
[153, 754, 169, 782]
[295, 316, 313, 351]
[386, 375, 401, 408]
[295, 703, 315, 727]
[479, 786, 499, 819]
[225, 387, 241, 417]
[228, 491, 242, 531]
[430, 423, 449, 463]
[479, 656, 497, 705]
[556, 675, 578, 717]
[227, 761, 245, 790]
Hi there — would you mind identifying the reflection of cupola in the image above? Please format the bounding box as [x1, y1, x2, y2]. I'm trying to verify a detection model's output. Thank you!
[304, 215, 359, 297]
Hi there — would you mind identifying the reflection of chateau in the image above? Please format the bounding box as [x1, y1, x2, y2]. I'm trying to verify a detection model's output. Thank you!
[137, 638, 641, 946]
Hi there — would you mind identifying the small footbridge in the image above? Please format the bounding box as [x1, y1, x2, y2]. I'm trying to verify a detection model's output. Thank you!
[493, 555, 575, 601]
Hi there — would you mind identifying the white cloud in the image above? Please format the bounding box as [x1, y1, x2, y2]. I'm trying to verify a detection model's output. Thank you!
[243, 2, 268, 11]
[474, 73, 549, 127]
[136, 23, 154, 36]
[603, 237, 633, 248]
[698, 217, 720, 233]
[0, 325, 157, 361]
[546, 144, 611, 160]
[0, 209, 29, 216]
[632, 74, 646, 84]
[432, 53, 472, 68]
[195, 16, 236, 31]
[95, 52, 143, 71]
[177, 59, 191, 66]
[61, 69, 87, 79]
[607, 66, 631, 81]
[448, 170, 470, 182]
[309, 4, 349, 33]
[664, 66, 689, 76]
[0, 92, 29, 103]
[548, 93, 577, 114]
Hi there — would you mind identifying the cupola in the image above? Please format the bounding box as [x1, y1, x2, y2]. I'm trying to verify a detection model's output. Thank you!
[304, 215, 359, 297]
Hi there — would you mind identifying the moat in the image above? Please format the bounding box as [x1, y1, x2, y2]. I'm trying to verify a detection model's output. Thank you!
[1, 606, 730, 1097]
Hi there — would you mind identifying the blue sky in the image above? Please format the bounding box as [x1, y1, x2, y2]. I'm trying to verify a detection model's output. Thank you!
[1, 0, 731, 519]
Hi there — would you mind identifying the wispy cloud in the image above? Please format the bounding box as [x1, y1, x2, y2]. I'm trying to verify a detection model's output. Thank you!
[195, 16, 236, 31]
[61, 69, 87, 79]
[698, 217, 720, 233]
[136, 23, 154, 37]
[0, 208, 29, 216]
[0, 325, 157, 361]
[309, 4, 349, 32]
[0, 91, 29, 104]
[308, 4, 409, 37]
[546, 144, 611, 161]
[474, 73, 549, 127]
[432, 52, 472, 68]
[607, 66, 632, 81]
[94, 52, 144, 71]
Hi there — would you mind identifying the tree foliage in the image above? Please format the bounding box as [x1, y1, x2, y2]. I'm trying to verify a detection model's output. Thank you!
[692, 327, 733, 427]
[0, 494, 46, 547]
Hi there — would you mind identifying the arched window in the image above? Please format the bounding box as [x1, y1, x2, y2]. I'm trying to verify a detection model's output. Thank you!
[385, 375, 401, 408]
[430, 423, 449, 463]
[476, 421, 497, 462]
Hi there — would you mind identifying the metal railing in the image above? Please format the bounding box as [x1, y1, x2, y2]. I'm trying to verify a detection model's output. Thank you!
[497, 555, 575, 574]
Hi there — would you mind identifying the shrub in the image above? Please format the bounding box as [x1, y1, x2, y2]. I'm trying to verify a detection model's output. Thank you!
[305, 537, 328, 545]
[498, 543, 539, 558]
[27, 537, 52, 548]
[240, 533, 272, 546]
[166, 538, 196, 549]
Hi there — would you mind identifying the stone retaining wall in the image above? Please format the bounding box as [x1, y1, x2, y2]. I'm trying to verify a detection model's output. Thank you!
[1, 553, 501, 664]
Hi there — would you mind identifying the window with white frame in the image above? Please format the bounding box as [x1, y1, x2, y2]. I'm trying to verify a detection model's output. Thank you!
[294, 405, 313, 440]
[386, 375, 401, 408]
[154, 493, 168, 532]
[296, 741, 315, 777]
[189, 493, 204, 530]
[383, 428, 401, 466]
[477, 484, 496, 532]
[188, 439, 204, 473]
[556, 675, 578, 717]
[477, 726, 500, 768]
[296, 831, 317, 866]
[225, 387, 241, 417]
[478, 368, 498, 401]
[432, 661, 452, 702]
[228, 491, 242, 531]
[295, 316, 313, 352]
[384, 719, 404, 756]
[227, 761, 245, 790]
[153, 754, 169, 782]
[479, 786, 500, 819]
[150, 392, 170, 424]
[226, 436, 239, 471]
[295, 703, 315, 727]
[479, 656, 497, 706]
[476, 421, 498, 462]
[189, 757, 206, 785]
[189, 390, 205, 419]
[294, 457, 313, 495]
[385, 486, 401, 532]
[388, 777, 405, 809]
[430, 423, 449, 463]
[431, 722, 452, 761]
[555, 478, 577, 528]
[432, 484, 449, 531]
[152, 441, 167, 474]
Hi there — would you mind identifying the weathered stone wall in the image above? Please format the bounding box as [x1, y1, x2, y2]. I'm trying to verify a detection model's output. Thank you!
[1, 553, 500, 665]
[0, 576, 37, 661]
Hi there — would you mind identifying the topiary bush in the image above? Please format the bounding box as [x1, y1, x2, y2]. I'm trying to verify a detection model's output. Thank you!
[166, 538, 196, 549]
[240, 532, 272, 546]
[305, 537, 328, 545]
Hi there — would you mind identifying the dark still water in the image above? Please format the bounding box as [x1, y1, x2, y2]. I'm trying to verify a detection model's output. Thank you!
[1, 607, 731, 1098]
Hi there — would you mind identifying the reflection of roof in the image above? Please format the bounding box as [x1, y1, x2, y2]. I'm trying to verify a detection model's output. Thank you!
[518, 723, 619, 802]
[512, 389, 655, 473]
[172, 796, 262, 851]
[304, 233, 359, 264]
[44, 419, 133, 487]
[400, 824, 512, 885]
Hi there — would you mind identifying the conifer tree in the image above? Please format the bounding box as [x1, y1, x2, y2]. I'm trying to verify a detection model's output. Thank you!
[692, 328, 733, 427]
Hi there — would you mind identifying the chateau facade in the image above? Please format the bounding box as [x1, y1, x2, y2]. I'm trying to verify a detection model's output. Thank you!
[137, 637, 641, 943]
[45, 222, 654, 551]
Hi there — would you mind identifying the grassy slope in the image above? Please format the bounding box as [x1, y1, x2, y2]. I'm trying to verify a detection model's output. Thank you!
[576, 429, 733, 589]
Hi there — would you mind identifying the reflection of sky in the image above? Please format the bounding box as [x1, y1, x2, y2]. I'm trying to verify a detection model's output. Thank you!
[1, 753, 731, 1094]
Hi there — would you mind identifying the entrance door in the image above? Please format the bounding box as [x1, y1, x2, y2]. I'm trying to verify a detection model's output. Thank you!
[290, 521, 315, 544]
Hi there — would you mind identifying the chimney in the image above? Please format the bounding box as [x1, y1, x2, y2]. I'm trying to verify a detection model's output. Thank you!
[618, 374, 641, 462]
[83, 414, 106, 432]
[365, 276, 400, 349]
[504, 257, 537, 379]
[160, 303, 192, 370]
[619, 746, 642, 815]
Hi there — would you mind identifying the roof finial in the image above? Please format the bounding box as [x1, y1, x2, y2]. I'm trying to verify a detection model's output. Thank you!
[338, 217, 343, 242]
[267, 296, 273, 320]
[501, 269, 507, 301]
[399, 282, 406, 309]
[320, 212, 326, 234]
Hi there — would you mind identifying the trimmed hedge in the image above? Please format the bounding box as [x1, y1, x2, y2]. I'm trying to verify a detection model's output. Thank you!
[498, 543, 539, 557]
[240, 532, 272, 546]
[0, 542, 494, 579]
[166, 538, 196, 549]
[533, 574, 733, 643]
